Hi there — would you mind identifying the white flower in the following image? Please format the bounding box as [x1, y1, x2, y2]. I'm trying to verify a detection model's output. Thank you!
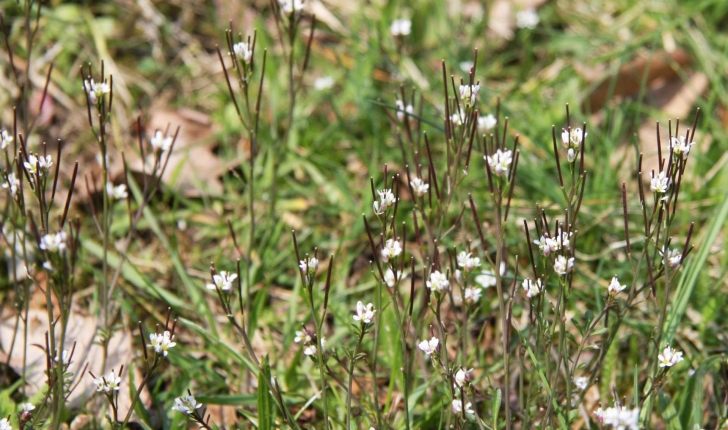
[459, 83, 480, 106]
[3, 172, 20, 196]
[0, 418, 11, 430]
[373, 189, 396, 215]
[410, 177, 429, 196]
[418, 336, 439, 356]
[353, 301, 376, 324]
[20, 403, 35, 413]
[595, 404, 639, 429]
[564, 128, 587, 148]
[106, 182, 128, 200]
[232, 41, 253, 64]
[607, 276, 626, 296]
[478, 114, 497, 132]
[456, 251, 481, 272]
[567, 148, 577, 163]
[390, 19, 412, 37]
[553, 256, 574, 276]
[172, 395, 202, 415]
[24, 154, 53, 176]
[451, 399, 474, 415]
[147, 330, 176, 356]
[54, 349, 73, 365]
[660, 248, 682, 267]
[516, 8, 539, 29]
[426, 270, 450, 292]
[522, 278, 543, 299]
[381, 239, 402, 262]
[40, 231, 68, 254]
[43, 261, 53, 271]
[299, 257, 319, 274]
[464, 287, 482, 304]
[555, 227, 572, 250]
[658, 345, 684, 368]
[574, 376, 588, 391]
[206, 270, 238, 291]
[451, 112, 465, 126]
[313, 76, 335, 90]
[150, 130, 173, 153]
[83, 79, 110, 104]
[1, 129, 13, 149]
[303, 345, 317, 356]
[93, 369, 122, 393]
[279, 0, 304, 15]
[454, 368, 472, 387]
[670, 135, 694, 159]
[384, 268, 407, 287]
[650, 171, 670, 194]
[474, 262, 505, 289]
[485, 149, 513, 176]
[294, 330, 311, 344]
[534, 235, 558, 256]
[395, 99, 414, 122]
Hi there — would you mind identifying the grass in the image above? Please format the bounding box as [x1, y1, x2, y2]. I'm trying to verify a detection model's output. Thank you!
[1, 0, 728, 429]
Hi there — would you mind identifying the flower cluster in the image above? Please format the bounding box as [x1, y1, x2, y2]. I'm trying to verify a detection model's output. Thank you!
[522, 278, 543, 299]
[206, 270, 238, 292]
[426, 270, 450, 292]
[93, 369, 122, 393]
[459, 83, 480, 106]
[454, 368, 472, 388]
[658, 345, 684, 368]
[650, 170, 670, 195]
[486, 149, 513, 176]
[299, 257, 319, 283]
[660, 248, 682, 267]
[418, 336, 439, 356]
[0, 418, 11, 430]
[573, 376, 588, 391]
[670, 135, 694, 160]
[150, 130, 173, 153]
[295, 327, 325, 356]
[410, 177, 429, 196]
[594, 404, 639, 429]
[463, 286, 482, 304]
[147, 330, 176, 357]
[478, 114, 497, 133]
[534, 228, 571, 256]
[607, 275, 626, 296]
[232, 41, 253, 64]
[1, 128, 13, 149]
[3, 172, 20, 196]
[279, 0, 304, 15]
[390, 19, 412, 37]
[381, 239, 402, 262]
[456, 251, 481, 272]
[106, 182, 128, 200]
[395, 99, 414, 121]
[451, 399, 474, 415]
[373, 189, 396, 215]
[83, 78, 110, 104]
[561, 127, 587, 162]
[24, 154, 53, 176]
[172, 395, 202, 415]
[553, 255, 575, 276]
[383, 268, 407, 288]
[516, 8, 539, 29]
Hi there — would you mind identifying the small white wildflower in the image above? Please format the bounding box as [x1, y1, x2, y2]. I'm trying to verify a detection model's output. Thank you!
[303, 344, 317, 356]
[384, 268, 407, 288]
[464, 287, 482, 304]
[373, 189, 396, 215]
[574, 376, 588, 391]
[478, 114, 497, 132]
[106, 182, 128, 200]
[670, 135, 695, 159]
[206, 270, 238, 292]
[93, 369, 122, 393]
[567, 148, 577, 163]
[418, 336, 439, 356]
[40, 231, 68, 254]
[459, 83, 480, 106]
[451, 112, 465, 126]
[485, 149, 513, 176]
[456, 251, 481, 272]
[395, 99, 414, 121]
[516, 8, 539, 29]
[232, 41, 253, 64]
[381, 239, 402, 262]
[147, 330, 176, 357]
[660, 248, 683, 267]
[150, 130, 173, 153]
[20, 403, 35, 413]
[607, 275, 626, 296]
[595, 404, 639, 429]
[54, 349, 73, 366]
[390, 19, 412, 37]
[294, 330, 311, 344]
[299, 257, 319, 274]
[43, 261, 53, 271]
[658, 345, 684, 368]
[172, 395, 202, 415]
[353, 301, 376, 324]
[553, 255, 574, 276]
[650, 171, 670, 194]
[410, 177, 429, 196]
[3, 172, 20, 196]
[568, 128, 587, 148]
[474, 262, 505, 289]
[24, 154, 53, 176]
[534, 235, 558, 256]
[451, 399, 474, 415]
[279, 0, 304, 15]
[555, 227, 572, 250]
[426, 270, 450, 292]
[0, 418, 11, 430]
[313, 76, 335, 91]
[454, 368, 472, 387]
[1, 129, 13, 149]
[522, 278, 543, 299]
[83, 79, 110, 104]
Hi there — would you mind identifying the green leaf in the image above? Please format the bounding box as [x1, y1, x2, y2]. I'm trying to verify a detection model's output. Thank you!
[491, 388, 501, 430]
[257, 356, 275, 430]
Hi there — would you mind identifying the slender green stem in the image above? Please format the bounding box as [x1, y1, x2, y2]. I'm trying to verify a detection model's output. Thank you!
[346, 328, 366, 429]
